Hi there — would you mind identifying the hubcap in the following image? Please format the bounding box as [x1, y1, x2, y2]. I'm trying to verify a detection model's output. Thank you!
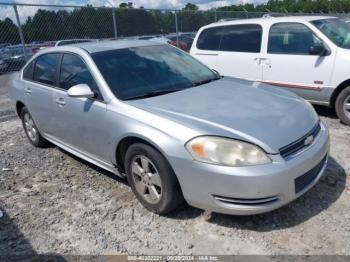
[24, 113, 37, 142]
[344, 95, 350, 119]
[131, 155, 162, 204]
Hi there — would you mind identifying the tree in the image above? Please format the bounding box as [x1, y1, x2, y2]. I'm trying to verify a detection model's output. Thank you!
[0, 18, 20, 44]
[119, 2, 133, 8]
[2, 1, 350, 45]
[183, 3, 199, 11]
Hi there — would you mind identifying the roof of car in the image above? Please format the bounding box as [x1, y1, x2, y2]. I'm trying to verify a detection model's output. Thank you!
[66, 39, 163, 53]
[208, 15, 336, 27]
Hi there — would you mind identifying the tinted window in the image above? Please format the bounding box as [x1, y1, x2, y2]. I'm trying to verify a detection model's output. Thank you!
[311, 18, 350, 49]
[268, 23, 322, 55]
[59, 53, 101, 99]
[23, 61, 34, 80]
[196, 26, 224, 51]
[33, 53, 60, 86]
[92, 45, 218, 100]
[220, 24, 262, 53]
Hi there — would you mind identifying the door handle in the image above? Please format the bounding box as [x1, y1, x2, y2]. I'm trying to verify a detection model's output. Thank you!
[255, 58, 271, 67]
[55, 98, 66, 106]
[24, 87, 32, 95]
[263, 59, 271, 67]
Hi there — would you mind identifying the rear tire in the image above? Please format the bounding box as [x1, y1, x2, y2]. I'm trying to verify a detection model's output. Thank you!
[20, 107, 50, 148]
[124, 143, 183, 215]
[335, 86, 350, 126]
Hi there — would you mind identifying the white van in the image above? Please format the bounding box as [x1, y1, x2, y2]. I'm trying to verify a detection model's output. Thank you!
[190, 16, 350, 125]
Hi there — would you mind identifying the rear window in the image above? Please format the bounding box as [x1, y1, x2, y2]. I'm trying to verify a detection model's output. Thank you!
[196, 26, 224, 51]
[196, 24, 262, 53]
[220, 24, 262, 53]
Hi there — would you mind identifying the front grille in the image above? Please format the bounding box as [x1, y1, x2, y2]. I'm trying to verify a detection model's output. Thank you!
[294, 155, 327, 194]
[213, 195, 279, 206]
[280, 122, 321, 159]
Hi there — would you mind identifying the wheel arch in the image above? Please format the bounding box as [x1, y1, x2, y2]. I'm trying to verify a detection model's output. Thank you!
[15, 100, 25, 116]
[115, 134, 171, 173]
[330, 79, 350, 108]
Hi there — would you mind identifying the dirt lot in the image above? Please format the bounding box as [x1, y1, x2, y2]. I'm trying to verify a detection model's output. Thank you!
[0, 73, 349, 256]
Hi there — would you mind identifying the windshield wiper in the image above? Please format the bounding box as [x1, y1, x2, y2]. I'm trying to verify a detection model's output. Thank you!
[123, 88, 185, 100]
[192, 76, 221, 87]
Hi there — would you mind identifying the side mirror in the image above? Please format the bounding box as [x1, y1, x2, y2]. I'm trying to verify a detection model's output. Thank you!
[67, 84, 95, 99]
[309, 45, 327, 56]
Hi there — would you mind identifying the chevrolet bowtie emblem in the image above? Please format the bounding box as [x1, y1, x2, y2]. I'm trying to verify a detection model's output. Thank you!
[304, 135, 314, 146]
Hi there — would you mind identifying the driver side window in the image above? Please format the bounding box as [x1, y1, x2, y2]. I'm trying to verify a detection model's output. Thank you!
[268, 23, 322, 55]
[59, 53, 102, 100]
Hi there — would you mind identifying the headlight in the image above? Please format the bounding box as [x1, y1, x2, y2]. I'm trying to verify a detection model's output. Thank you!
[185, 136, 271, 167]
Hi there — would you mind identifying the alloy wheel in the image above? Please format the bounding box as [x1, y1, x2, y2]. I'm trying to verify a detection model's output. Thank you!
[344, 95, 350, 119]
[131, 155, 162, 204]
[23, 112, 37, 142]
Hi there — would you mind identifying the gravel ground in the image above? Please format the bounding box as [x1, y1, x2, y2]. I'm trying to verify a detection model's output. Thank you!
[0, 73, 349, 256]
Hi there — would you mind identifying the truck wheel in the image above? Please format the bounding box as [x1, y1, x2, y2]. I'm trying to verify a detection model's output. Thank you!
[335, 86, 350, 126]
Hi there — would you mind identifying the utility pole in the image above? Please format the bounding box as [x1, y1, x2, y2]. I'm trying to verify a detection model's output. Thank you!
[107, 0, 118, 39]
[242, 7, 248, 19]
[175, 11, 179, 47]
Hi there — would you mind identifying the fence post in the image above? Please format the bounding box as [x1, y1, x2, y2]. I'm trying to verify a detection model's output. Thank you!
[112, 6, 118, 39]
[242, 8, 248, 19]
[13, 4, 28, 61]
[174, 10, 179, 47]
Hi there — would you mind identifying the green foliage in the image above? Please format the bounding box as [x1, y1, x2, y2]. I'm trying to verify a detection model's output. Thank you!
[0, 18, 20, 44]
[183, 3, 199, 11]
[119, 2, 133, 8]
[0, 1, 349, 45]
[217, 0, 350, 13]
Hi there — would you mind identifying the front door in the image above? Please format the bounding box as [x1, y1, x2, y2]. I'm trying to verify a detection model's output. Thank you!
[262, 22, 336, 102]
[53, 53, 110, 162]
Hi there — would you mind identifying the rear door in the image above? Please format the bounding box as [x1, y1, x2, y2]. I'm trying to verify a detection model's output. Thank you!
[216, 23, 264, 81]
[23, 53, 60, 135]
[261, 22, 335, 101]
[191, 26, 224, 71]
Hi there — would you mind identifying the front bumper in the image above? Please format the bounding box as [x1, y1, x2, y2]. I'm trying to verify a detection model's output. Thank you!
[171, 122, 330, 215]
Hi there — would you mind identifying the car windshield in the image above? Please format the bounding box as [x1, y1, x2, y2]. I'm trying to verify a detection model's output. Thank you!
[0, 48, 29, 59]
[311, 18, 350, 49]
[92, 44, 218, 100]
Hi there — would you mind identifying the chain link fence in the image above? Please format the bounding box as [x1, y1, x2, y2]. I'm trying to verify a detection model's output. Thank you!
[1, 2, 350, 73]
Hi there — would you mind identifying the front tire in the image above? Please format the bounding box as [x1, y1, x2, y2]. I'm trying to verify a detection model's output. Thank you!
[20, 107, 50, 147]
[124, 143, 183, 215]
[335, 86, 350, 126]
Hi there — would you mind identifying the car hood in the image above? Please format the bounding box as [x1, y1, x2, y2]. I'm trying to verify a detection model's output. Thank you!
[126, 78, 319, 153]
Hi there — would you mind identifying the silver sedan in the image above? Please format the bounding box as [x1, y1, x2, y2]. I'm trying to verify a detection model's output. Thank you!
[10, 40, 329, 215]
